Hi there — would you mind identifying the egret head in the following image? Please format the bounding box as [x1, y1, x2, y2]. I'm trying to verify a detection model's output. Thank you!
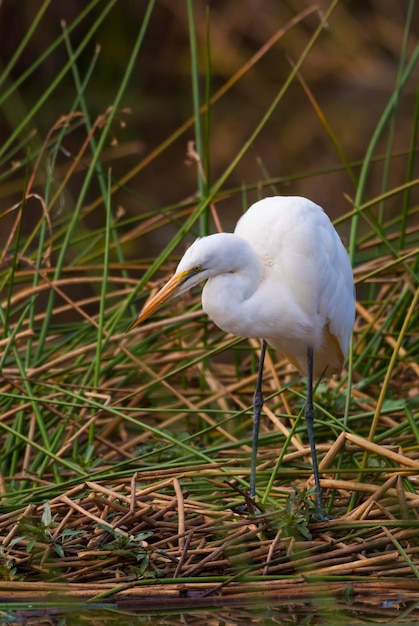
[127, 233, 242, 331]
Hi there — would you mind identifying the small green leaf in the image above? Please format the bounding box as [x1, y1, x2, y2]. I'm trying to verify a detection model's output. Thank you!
[41, 501, 52, 527]
[54, 543, 64, 558]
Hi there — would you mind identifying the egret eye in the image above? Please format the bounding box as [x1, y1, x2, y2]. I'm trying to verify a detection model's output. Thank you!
[192, 264, 203, 273]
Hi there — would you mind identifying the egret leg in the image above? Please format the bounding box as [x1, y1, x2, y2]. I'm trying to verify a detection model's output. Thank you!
[305, 346, 324, 513]
[249, 339, 267, 498]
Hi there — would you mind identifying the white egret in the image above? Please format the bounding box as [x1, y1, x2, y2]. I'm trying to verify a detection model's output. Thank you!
[129, 196, 355, 512]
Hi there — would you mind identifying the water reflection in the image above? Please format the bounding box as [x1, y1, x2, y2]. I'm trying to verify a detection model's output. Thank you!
[2, 597, 419, 625]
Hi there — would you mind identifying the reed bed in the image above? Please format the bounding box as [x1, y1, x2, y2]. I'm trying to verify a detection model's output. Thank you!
[0, 229, 417, 599]
[0, 0, 418, 606]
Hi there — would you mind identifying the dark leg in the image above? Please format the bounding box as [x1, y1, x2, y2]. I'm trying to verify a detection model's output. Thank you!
[305, 346, 324, 514]
[250, 339, 267, 498]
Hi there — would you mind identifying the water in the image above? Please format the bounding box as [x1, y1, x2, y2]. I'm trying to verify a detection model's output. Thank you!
[2, 597, 419, 625]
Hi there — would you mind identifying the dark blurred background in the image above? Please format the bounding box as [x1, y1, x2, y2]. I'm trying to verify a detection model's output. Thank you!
[1, 0, 418, 245]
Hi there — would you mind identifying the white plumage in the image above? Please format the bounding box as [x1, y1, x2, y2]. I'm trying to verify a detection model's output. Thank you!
[172, 196, 354, 376]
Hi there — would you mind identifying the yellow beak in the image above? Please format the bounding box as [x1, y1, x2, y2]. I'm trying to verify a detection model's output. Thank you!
[127, 270, 191, 331]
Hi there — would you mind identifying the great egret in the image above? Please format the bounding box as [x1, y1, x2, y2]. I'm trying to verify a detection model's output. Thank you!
[129, 196, 355, 512]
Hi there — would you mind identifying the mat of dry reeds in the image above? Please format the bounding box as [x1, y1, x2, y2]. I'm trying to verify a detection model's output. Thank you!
[1, 454, 419, 604]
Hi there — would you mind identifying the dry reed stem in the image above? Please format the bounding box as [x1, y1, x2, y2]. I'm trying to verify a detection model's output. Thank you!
[345, 432, 419, 467]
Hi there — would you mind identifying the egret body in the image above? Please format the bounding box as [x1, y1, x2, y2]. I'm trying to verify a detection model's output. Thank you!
[129, 196, 355, 511]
